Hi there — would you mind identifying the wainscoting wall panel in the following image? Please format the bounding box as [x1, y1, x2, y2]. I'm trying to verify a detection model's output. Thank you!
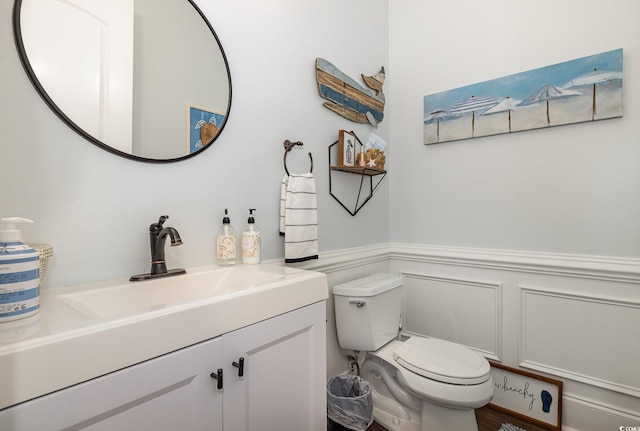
[388, 244, 640, 430]
[297, 243, 640, 430]
[520, 286, 640, 397]
[401, 273, 502, 359]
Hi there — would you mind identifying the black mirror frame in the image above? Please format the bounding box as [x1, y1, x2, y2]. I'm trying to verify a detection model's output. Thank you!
[12, 0, 232, 163]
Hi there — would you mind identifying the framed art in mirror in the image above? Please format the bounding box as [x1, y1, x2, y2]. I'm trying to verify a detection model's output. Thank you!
[187, 105, 226, 155]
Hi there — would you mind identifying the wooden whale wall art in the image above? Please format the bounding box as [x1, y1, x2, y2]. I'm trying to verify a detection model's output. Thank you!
[315, 58, 385, 128]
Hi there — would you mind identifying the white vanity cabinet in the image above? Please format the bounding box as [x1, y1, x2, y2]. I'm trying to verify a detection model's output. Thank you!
[0, 336, 224, 430]
[0, 301, 326, 431]
[223, 300, 327, 431]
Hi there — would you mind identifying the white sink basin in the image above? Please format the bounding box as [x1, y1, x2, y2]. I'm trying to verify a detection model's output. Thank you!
[55, 266, 285, 319]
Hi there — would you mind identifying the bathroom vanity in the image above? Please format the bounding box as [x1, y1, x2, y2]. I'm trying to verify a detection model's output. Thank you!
[0, 264, 328, 430]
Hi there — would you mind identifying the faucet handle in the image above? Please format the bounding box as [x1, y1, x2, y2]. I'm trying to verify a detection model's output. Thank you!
[150, 215, 169, 233]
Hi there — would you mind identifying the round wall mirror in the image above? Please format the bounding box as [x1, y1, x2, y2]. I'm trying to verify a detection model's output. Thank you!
[13, 0, 232, 163]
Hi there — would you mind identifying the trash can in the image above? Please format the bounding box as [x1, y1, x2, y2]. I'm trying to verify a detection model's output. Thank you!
[327, 375, 373, 431]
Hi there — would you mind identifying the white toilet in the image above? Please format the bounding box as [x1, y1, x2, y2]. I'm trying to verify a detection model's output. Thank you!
[333, 274, 494, 431]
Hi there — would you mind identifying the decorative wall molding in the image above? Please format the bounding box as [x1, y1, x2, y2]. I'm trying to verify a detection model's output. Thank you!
[390, 243, 640, 283]
[284, 243, 640, 283]
[520, 285, 640, 398]
[285, 243, 391, 273]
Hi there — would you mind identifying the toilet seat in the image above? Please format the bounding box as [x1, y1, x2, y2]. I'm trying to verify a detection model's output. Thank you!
[393, 337, 490, 385]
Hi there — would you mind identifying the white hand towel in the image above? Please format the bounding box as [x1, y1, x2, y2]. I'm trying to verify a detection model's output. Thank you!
[280, 173, 318, 263]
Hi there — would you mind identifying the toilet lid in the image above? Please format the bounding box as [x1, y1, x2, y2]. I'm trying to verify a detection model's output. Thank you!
[393, 337, 490, 385]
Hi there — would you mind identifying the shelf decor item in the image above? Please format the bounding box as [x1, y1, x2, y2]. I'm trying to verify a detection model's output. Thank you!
[365, 148, 385, 170]
[338, 130, 356, 167]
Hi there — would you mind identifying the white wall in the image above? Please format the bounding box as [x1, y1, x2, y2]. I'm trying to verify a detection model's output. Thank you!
[387, 2, 640, 428]
[388, 0, 640, 258]
[0, 0, 390, 288]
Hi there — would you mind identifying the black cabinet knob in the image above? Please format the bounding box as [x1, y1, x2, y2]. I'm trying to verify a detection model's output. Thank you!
[232, 357, 244, 377]
[210, 368, 223, 389]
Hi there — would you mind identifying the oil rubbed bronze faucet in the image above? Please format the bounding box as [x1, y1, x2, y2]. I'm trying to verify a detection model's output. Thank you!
[130, 215, 186, 281]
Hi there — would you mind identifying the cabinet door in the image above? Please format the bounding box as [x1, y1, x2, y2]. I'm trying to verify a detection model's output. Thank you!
[0, 337, 223, 431]
[223, 301, 327, 431]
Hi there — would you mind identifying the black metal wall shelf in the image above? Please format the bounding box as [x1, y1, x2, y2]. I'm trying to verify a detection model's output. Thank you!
[328, 141, 386, 216]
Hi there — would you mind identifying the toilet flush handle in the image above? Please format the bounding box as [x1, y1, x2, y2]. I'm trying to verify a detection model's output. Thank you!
[349, 299, 366, 308]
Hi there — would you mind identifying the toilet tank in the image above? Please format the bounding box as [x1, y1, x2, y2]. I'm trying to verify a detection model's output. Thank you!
[333, 273, 403, 351]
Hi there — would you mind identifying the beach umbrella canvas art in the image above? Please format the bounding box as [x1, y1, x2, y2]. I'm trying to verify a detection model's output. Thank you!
[423, 49, 623, 145]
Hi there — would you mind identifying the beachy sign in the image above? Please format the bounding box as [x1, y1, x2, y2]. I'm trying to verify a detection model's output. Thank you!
[423, 49, 623, 144]
[488, 362, 563, 430]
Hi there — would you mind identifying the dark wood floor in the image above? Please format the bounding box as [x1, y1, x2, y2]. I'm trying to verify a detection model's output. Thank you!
[330, 407, 551, 431]
[367, 421, 388, 431]
[328, 419, 387, 431]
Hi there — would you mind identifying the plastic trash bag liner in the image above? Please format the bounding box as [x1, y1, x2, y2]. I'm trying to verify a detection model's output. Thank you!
[327, 375, 373, 431]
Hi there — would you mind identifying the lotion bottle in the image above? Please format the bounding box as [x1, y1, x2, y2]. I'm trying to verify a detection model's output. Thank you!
[0, 217, 40, 322]
[241, 209, 261, 264]
[357, 143, 366, 167]
[216, 209, 236, 266]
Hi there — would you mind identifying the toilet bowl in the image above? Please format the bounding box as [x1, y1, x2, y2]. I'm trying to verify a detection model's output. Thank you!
[333, 274, 494, 431]
[364, 338, 494, 431]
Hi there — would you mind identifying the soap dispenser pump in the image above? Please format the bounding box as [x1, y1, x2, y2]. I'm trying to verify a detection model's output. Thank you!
[216, 209, 236, 266]
[0, 217, 40, 322]
[241, 209, 261, 264]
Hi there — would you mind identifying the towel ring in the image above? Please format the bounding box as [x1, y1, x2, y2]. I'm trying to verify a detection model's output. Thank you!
[283, 140, 313, 176]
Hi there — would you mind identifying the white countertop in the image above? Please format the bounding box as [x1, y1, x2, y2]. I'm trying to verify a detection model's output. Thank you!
[0, 264, 328, 410]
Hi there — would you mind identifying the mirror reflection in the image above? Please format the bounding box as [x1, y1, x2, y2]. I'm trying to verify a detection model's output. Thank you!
[14, 0, 232, 162]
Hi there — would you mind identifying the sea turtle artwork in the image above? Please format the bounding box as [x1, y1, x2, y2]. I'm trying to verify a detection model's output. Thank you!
[315, 58, 385, 128]
[197, 116, 218, 148]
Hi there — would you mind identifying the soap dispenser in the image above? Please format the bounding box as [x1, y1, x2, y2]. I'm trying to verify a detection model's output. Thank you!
[0, 217, 40, 322]
[216, 209, 236, 266]
[241, 209, 261, 264]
